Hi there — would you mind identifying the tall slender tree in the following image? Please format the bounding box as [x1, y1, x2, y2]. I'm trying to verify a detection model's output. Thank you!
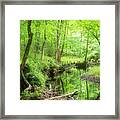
[59, 21, 67, 62]
[55, 20, 63, 63]
[41, 20, 47, 60]
[84, 31, 89, 99]
[20, 20, 33, 92]
[20, 20, 33, 71]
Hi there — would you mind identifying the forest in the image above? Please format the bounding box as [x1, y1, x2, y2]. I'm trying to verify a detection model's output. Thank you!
[20, 20, 100, 100]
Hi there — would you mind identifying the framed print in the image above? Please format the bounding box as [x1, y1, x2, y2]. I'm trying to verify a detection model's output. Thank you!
[0, 0, 120, 119]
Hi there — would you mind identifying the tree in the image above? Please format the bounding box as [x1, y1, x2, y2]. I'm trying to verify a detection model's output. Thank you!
[59, 20, 68, 62]
[20, 20, 33, 71]
[20, 20, 33, 92]
[41, 20, 47, 60]
[55, 20, 63, 63]
[84, 31, 89, 99]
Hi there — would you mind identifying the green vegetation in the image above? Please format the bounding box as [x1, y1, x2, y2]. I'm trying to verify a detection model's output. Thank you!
[20, 20, 100, 100]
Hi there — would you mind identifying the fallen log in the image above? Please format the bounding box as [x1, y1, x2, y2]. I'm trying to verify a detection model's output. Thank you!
[45, 90, 78, 100]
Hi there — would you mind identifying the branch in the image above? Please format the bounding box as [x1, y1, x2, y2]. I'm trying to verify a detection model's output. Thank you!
[92, 32, 100, 45]
[85, 26, 100, 46]
[45, 90, 78, 100]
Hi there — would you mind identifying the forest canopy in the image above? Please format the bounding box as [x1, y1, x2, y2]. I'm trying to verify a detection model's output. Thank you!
[20, 20, 100, 100]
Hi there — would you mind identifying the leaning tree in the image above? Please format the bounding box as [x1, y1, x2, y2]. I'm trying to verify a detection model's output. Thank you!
[20, 20, 33, 92]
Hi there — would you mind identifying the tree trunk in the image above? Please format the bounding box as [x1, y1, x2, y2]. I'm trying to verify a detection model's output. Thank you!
[60, 21, 67, 61]
[20, 20, 33, 71]
[55, 20, 63, 63]
[20, 20, 33, 92]
[41, 20, 47, 60]
[84, 35, 89, 67]
[84, 32, 89, 99]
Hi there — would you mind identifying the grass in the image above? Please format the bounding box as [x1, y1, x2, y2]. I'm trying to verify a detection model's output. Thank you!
[61, 56, 84, 64]
[86, 65, 100, 77]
